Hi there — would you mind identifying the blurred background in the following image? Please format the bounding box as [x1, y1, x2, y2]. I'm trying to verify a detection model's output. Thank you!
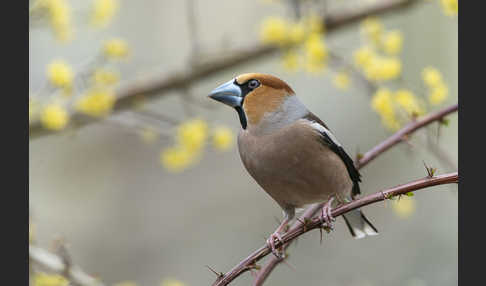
[29, 0, 458, 285]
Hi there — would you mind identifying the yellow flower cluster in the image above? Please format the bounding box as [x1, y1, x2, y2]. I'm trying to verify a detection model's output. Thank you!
[31, 0, 73, 42]
[440, 0, 458, 16]
[76, 88, 116, 117]
[304, 33, 328, 74]
[382, 30, 403, 55]
[161, 278, 186, 286]
[332, 71, 351, 91]
[40, 103, 69, 131]
[177, 119, 209, 152]
[392, 196, 416, 219]
[371, 88, 401, 130]
[103, 38, 129, 59]
[371, 88, 425, 130]
[422, 66, 449, 105]
[91, 0, 119, 28]
[47, 59, 74, 88]
[161, 119, 208, 172]
[32, 272, 69, 286]
[212, 126, 234, 151]
[161, 120, 234, 172]
[260, 14, 327, 73]
[361, 17, 383, 47]
[354, 46, 401, 81]
[260, 14, 323, 46]
[395, 89, 425, 116]
[361, 17, 404, 55]
[354, 18, 404, 82]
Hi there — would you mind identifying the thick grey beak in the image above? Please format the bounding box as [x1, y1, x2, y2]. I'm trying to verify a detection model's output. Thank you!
[208, 79, 242, 107]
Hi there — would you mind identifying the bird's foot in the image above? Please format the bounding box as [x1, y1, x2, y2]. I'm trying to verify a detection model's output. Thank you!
[319, 197, 336, 232]
[266, 231, 285, 258]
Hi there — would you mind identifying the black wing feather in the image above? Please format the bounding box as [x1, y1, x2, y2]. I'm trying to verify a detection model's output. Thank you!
[308, 120, 362, 197]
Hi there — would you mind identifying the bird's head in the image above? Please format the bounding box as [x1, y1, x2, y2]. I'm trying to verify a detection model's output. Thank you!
[208, 73, 307, 133]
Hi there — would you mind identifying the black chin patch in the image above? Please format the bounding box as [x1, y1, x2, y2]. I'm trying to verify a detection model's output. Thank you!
[235, 106, 247, 129]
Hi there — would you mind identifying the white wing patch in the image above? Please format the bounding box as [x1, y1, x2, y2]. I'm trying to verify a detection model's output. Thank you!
[306, 120, 342, 147]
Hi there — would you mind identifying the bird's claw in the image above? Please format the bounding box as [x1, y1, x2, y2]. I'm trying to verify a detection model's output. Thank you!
[266, 232, 284, 258]
[320, 197, 336, 231]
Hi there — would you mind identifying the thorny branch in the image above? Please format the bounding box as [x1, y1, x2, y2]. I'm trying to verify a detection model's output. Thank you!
[211, 103, 458, 286]
[29, 0, 419, 139]
[212, 172, 458, 286]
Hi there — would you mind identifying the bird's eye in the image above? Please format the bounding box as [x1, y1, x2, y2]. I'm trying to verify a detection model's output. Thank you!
[248, 79, 260, 89]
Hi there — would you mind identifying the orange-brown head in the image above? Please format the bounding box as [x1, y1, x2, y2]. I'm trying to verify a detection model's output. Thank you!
[208, 73, 299, 130]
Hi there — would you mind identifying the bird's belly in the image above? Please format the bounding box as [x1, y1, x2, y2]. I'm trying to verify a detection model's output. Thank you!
[238, 131, 352, 209]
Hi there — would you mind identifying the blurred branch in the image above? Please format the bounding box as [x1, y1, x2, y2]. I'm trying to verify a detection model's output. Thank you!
[29, 0, 419, 140]
[30, 245, 105, 286]
[212, 103, 458, 285]
[211, 172, 458, 286]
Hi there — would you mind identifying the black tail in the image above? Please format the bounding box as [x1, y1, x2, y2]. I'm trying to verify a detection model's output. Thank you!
[342, 209, 378, 239]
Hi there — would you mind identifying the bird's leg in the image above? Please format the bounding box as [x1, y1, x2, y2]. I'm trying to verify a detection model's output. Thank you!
[266, 216, 291, 258]
[320, 196, 336, 231]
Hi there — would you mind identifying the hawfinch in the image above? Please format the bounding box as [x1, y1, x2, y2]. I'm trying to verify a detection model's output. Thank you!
[208, 73, 378, 256]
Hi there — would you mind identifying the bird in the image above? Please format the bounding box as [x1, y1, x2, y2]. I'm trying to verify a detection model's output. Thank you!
[208, 73, 378, 257]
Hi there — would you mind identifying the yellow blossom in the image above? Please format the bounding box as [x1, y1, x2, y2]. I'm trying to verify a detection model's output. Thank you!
[176, 119, 208, 152]
[422, 66, 443, 88]
[161, 278, 186, 286]
[32, 272, 68, 286]
[103, 38, 129, 59]
[281, 50, 299, 71]
[371, 88, 400, 130]
[32, 0, 73, 42]
[288, 22, 306, 44]
[353, 46, 375, 68]
[76, 89, 116, 117]
[361, 17, 383, 46]
[392, 196, 416, 219]
[260, 16, 288, 45]
[160, 146, 195, 172]
[305, 34, 327, 62]
[113, 281, 138, 286]
[382, 30, 403, 55]
[440, 0, 458, 16]
[333, 71, 351, 90]
[364, 56, 401, 81]
[91, 0, 119, 27]
[304, 33, 328, 73]
[395, 89, 424, 116]
[429, 83, 449, 105]
[93, 69, 120, 86]
[212, 126, 234, 151]
[47, 60, 74, 88]
[40, 103, 69, 131]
